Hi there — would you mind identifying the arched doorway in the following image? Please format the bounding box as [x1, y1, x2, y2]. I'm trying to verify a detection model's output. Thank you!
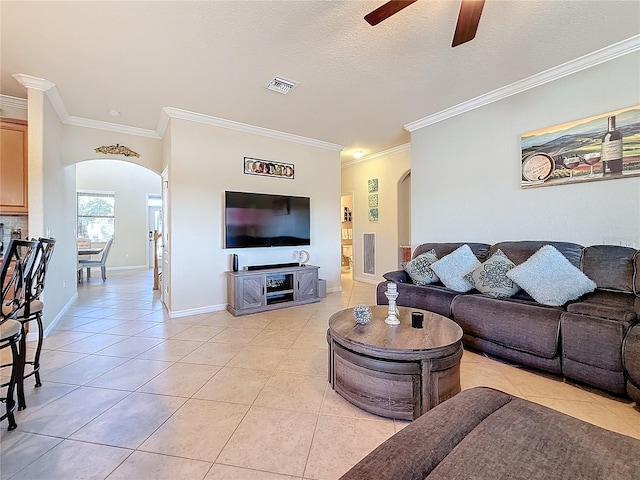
[75, 159, 162, 272]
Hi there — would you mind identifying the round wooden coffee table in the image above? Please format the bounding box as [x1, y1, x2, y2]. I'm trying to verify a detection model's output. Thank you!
[327, 305, 463, 420]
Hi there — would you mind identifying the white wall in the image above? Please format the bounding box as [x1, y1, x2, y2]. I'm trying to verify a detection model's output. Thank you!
[42, 95, 77, 332]
[411, 52, 640, 248]
[341, 146, 411, 283]
[398, 172, 411, 246]
[167, 118, 341, 315]
[161, 124, 172, 310]
[62, 124, 163, 173]
[76, 160, 161, 268]
[26, 89, 78, 333]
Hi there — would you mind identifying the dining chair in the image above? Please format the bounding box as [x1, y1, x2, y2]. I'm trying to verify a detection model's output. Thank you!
[79, 238, 113, 281]
[14, 237, 55, 410]
[76, 237, 91, 261]
[0, 239, 40, 430]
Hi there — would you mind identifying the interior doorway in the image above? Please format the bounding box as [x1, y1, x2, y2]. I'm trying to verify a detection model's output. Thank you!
[341, 194, 353, 274]
[398, 171, 411, 266]
[147, 194, 162, 268]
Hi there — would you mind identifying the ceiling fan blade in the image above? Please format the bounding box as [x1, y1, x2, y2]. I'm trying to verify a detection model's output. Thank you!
[364, 0, 418, 26]
[452, 0, 485, 47]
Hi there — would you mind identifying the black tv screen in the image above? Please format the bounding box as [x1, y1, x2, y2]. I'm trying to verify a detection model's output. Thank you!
[225, 191, 311, 248]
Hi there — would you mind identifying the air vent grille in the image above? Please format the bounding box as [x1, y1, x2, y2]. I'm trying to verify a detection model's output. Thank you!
[363, 233, 376, 275]
[267, 77, 298, 95]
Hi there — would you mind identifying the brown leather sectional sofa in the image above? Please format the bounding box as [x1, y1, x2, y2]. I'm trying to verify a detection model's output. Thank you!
[377, 241, 640, 401]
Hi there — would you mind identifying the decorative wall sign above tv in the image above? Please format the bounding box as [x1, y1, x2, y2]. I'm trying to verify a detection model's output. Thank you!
[244, 157, 294, 179]
[520, 105, 640, 188]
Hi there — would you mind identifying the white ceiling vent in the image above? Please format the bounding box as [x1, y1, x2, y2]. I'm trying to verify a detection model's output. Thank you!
[267, 76, 298, 95]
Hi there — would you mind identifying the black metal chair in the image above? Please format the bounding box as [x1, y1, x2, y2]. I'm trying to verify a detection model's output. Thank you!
[0, 239, 39, 430]
[15, 237, 55, 410]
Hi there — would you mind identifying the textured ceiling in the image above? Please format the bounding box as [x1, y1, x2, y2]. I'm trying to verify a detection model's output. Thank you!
[1, 1, 639, 161]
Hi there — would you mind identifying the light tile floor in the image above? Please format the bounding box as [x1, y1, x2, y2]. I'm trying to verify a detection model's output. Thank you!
[1, 269, 639, 479]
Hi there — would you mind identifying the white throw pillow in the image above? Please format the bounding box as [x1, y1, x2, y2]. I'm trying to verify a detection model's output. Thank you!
[506, 245, 596, 306]
[402, 250, 439, 285]
[465, 249, 520, 298]
[431, 244, 481, 292]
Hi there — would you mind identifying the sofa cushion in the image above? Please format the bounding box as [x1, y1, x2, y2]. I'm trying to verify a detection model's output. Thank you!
[566, 290, 638, 322]
[624, 325, 640, 392]
[401, 249, 439, 285]
[463, 334, 562, 374]
[431, 244, 481, 293]
[465, 249, 520, 298]
[506, 245, 596, 306]
[452, 294, 562, 359]
[580, 244, 637, 294]
[425, 391, 640, 480]
[561, 310, 630, 392]
[413, 242, 491, 263]
[489, 241, 583, 268]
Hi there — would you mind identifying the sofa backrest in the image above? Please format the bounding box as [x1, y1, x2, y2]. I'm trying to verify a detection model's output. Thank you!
[408, 240, 639, 298]
[413, 243, 491, 263]
[581, 245, 639, 296]
[489, 241, 583, 268]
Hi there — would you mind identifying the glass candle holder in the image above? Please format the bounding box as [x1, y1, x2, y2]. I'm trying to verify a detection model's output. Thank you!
[353, 304, 372, 325]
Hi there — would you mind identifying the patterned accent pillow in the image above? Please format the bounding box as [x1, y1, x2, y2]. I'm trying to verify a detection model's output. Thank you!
[401, 250, 439, 285]
[506, 245, 597, 306]
[430, 244, 481, 293]
[465, 249, 520, 298]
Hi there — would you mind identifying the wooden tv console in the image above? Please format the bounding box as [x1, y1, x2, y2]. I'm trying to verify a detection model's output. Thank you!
[226, 264, 320, 316]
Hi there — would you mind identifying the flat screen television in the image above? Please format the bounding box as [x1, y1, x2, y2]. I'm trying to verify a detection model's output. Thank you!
[225, 191, 311, 248]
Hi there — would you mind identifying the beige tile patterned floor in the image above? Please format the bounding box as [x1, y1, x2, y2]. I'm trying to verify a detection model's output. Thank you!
[1, 269, 639, 479]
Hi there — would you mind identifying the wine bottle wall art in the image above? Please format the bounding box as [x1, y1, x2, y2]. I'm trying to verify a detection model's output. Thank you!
[520, 105, 640, 188]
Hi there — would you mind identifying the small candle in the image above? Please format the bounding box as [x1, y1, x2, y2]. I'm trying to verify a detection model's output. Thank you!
[387, 282, 397, 294]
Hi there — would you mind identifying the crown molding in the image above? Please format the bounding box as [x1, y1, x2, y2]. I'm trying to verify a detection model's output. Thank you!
[66, 116, 161, 139]
[13, 74, 70, 121]
[42, 84, 70, 120]
[0, 94, 27, 109]
[163, 107, 344, 151]
[13, 73, 55, 92]
[342, 143, 410, 168]
[405, 34, 640, 132]
[156, 108, 171, 137]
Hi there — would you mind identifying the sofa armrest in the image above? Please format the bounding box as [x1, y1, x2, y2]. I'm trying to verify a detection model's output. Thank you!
[382, 270, 410, 284]
[376, 281, 461, 318]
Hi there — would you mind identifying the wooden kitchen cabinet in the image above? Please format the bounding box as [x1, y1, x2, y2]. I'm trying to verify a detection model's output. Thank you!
[0, 119, 28, 214]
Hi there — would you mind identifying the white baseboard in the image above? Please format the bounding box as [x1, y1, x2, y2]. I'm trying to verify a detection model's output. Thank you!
[353, 275, 380, 286]
[327, 286, 342, 293]
[106, 265, 148, 271]
[38, 292, 79, 340]
[169, 303, 227, 318]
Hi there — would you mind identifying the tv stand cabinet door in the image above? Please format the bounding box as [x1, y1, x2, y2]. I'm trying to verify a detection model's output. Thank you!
[296, 269, 318, 301]
[237, 275, 265, 310]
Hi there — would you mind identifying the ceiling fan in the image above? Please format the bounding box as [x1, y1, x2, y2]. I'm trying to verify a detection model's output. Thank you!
[364, 0, 485, 47]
